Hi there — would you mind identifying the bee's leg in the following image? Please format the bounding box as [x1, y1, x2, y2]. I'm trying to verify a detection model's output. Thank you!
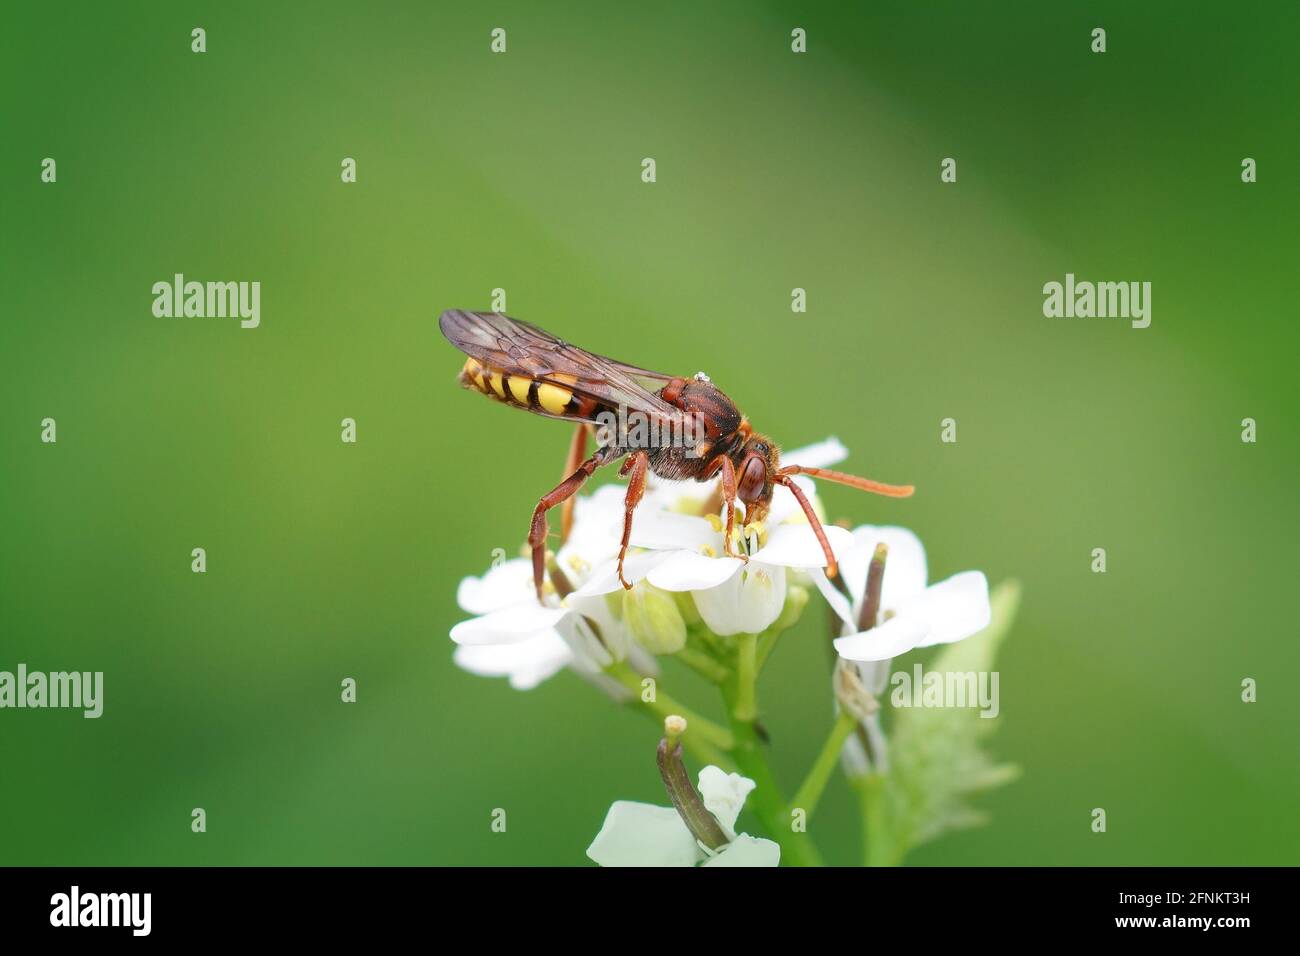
[775, 474, 839, 578]
[560, 423, 592, 543]
[530, 445, 619, 602]
[718, 456, 745, 561]
[615, 451, 650, 590]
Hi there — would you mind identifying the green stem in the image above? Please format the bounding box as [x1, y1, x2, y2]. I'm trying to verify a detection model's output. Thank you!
[721, 684, 825, 867]
[734, 633, 758, 721]
[790, 709, 857, 819]
[857, 772, 897, 866]
[605, 662, 734, 757]
[675, 645, 731, 684]
[754, 628, 781, 671]
[688, 623, 729, 659]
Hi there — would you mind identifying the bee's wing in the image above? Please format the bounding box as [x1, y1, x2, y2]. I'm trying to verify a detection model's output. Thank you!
[439, 310, 685, 427]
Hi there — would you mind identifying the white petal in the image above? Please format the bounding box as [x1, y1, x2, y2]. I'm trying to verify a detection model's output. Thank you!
[840, 731, 871, 778]
[452, 632, 572, 689]
[750, 522, 854, 569]
[572, 552, 669, 597]
[833, 615, 929, 662]
[449, 604, 569, 646]
[564, 592, 629, 666]
[697, 766, 756, 838]
[559, 486, 627, 568]
[573, 483, 629, 522]
[700, 834, 781, 867]
[838, 526, 928, 618]
[455, 558, 536, 615]
[896, 570, 991, 649]
[571, 668, 635, 702]
[856, 658, 892, 695]
[629, 509, 721, 552]
[779, 436, 849, 470]
[833, 571, 990, 661]
[624, 642, 661, 678]
[645, 476, 716, 511]
[645, 550, 743, 591]
[585, 801, 701, 867]
[811, 568, 856, 630]
[555, 611, 616, 671]
[837, 613, 930, 665]
[693, 563, 786, 636]
[840, 710, 888, 775]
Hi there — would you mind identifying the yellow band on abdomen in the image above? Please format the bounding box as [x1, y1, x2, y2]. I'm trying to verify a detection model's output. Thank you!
[537, 382, 573, 415]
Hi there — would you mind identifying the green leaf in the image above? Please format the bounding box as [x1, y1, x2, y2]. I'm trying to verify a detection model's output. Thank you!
[862, 579, 1023, 865]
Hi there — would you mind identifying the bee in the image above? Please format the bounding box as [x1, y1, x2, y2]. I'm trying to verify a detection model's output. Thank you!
[439, 310, 913, 602]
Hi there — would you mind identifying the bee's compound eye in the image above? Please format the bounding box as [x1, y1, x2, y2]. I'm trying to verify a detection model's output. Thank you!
[737, 456, 768, 502]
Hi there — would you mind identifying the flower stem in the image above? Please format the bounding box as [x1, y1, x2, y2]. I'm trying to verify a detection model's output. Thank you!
[856, 772, 898, 866]
[733, 633, 758, 721]
[754, 627, 781, 671]
[605, 661, 734, 758]
[790, 709, 857, 820]
[721, 685, 825, 867]
[675, 644, 731, 684]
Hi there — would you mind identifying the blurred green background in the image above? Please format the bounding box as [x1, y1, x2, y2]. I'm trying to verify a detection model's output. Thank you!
[2, 1, 1297, 866]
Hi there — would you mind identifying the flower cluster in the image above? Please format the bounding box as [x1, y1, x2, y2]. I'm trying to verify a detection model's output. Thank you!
[447, 437, 1000, 866]
[451, 438, 854, 680]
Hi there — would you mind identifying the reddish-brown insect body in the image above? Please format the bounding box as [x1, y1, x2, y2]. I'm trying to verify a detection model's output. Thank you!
[439, 310, 914, 602]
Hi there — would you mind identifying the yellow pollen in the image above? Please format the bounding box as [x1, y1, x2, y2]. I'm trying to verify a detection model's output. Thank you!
[700, 545, 717, 558]
[705, 513, 723, 533]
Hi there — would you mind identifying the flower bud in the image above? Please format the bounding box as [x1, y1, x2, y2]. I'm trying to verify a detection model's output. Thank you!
[622, 581, 688, 655]
[663, 714, 688, 743]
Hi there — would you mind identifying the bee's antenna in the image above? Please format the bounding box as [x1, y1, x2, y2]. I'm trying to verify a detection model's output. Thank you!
[777, 465, 914, 498]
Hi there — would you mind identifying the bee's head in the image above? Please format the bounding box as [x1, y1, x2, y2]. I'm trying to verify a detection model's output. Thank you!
[735, 434, 780, 519]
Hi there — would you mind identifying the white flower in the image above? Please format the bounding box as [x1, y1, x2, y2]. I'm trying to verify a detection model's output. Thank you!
[450, 437, 858, 683]
[449, 487, 655, 692]
[815, 526, 992, 663]
[813, 527, 991, 776]
[585, 767, 780, 867]
[572, 439, 854, 636]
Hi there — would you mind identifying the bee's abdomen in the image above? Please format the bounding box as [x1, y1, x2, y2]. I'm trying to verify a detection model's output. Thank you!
[459, 357, 594, 419]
